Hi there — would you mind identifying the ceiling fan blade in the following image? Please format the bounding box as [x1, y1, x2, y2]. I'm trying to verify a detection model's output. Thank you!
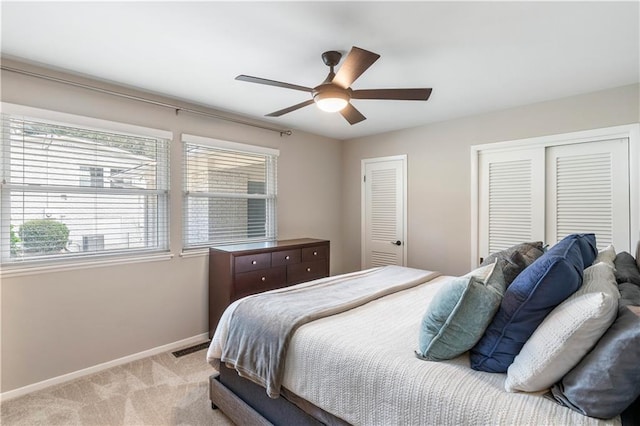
[339, 103, 366, 125]
[236, 75, 313, 93]
[332, 46, 380, 89]
[352, 88, 432, 101]
[265, 99, 315, 117]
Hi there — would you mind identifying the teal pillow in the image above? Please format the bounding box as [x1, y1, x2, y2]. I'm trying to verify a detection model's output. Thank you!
[416, 260, 507, 361]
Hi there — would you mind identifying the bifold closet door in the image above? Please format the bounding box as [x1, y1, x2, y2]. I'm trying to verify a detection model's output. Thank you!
[478, 137, 631, 264]
[477, 148, 545, 264]
[546, 138, 630, 251]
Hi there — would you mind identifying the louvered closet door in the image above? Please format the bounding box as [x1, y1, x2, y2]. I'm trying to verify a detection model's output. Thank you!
[546, 139, 630, 251]
[362, 156, 406, 268]
[478, 149, 545, 263]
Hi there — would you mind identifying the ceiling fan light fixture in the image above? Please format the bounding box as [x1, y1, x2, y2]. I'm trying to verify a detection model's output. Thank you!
[314, 90, 349, 112]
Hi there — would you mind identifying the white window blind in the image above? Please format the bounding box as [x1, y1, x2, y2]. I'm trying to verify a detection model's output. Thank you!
[0, 114, 170, 264]
[182, 136, 278, 248]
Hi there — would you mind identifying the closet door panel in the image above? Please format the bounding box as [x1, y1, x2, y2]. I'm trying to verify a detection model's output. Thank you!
[478, 149, 545, 262]
[546, 138, 630, 251]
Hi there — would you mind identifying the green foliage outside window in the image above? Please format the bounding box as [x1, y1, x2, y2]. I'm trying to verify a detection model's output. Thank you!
[19, 219, 70, 254]
[10, 225, 20, 255]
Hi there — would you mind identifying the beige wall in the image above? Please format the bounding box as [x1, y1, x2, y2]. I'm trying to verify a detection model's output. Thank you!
[342, 84, 640, 276]
[0, 60, 343, 393]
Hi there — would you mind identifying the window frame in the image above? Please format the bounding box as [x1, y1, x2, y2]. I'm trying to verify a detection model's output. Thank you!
[181, 133, 279, 250]
[0, 103, 172, 271]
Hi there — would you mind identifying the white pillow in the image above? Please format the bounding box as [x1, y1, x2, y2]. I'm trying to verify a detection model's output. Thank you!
[593, 244, 616, 268]
[504, 262, 620, 393]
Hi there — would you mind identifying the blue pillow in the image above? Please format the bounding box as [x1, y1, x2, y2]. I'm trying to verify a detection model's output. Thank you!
[470, 234, 595, 373]
[573, 233, 598, 267]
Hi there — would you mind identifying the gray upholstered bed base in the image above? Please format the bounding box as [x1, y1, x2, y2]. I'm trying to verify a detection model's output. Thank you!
[210, 366, 349, 426]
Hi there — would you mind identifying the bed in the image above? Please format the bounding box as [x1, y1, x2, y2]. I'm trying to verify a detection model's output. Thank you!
[206, 239, 640, 426]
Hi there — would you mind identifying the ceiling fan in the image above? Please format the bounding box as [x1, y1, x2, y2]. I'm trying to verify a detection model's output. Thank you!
[235, 46, 433, 125]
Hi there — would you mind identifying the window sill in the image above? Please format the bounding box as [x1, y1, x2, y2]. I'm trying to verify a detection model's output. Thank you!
[179, 248, 209, 258]
[0, 252, 174, 278]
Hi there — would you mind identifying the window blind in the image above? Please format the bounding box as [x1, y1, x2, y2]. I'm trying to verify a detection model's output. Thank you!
[182, 138, 277, 248]
[0, 115, 170, 264]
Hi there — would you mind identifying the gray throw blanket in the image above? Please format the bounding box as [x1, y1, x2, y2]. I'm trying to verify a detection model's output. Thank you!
[220, 265, 440, 398]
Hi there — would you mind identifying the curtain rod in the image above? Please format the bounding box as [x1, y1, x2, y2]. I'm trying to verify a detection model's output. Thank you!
[0, 65, 293, 136]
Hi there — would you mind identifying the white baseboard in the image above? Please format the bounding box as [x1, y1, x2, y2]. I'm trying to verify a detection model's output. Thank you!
[0, 332, 210, 402]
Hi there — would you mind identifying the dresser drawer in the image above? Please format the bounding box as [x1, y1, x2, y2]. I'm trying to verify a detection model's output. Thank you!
[235, 252, 271, 273]
[301, 245, 328, 262]
[233, 266, 287, 300]
[288, 260, 328, 285]
[271, 249, 301, 266]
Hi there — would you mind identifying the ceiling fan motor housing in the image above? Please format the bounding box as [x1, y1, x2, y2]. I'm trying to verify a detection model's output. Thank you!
[313, 83, 352, 100]
[321, 50, 342, 67]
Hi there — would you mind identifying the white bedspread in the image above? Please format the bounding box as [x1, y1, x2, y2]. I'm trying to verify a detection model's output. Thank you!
[280, 275, 619, 426]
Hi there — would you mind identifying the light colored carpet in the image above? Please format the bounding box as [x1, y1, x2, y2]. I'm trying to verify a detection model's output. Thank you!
[1, 346, 234, 426]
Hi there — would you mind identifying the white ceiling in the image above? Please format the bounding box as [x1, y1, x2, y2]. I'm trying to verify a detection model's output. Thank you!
[1, 1, 638, 140]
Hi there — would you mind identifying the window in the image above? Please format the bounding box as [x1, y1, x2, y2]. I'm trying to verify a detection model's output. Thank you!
[0, 108, 170, 265]
[182, 134, 278, 249]
[79, 166, 104, 188]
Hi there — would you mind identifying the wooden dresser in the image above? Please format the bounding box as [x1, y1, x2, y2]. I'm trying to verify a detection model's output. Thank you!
[208, 238, 330, 337]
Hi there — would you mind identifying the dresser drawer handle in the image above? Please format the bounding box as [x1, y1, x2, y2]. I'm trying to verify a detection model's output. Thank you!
[306, 267, 312, 272]
[261, 276, 266, 281]
[252, 260, 257, 265]
[313, 251, 318, 256]
[285, 255, 290, 260]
